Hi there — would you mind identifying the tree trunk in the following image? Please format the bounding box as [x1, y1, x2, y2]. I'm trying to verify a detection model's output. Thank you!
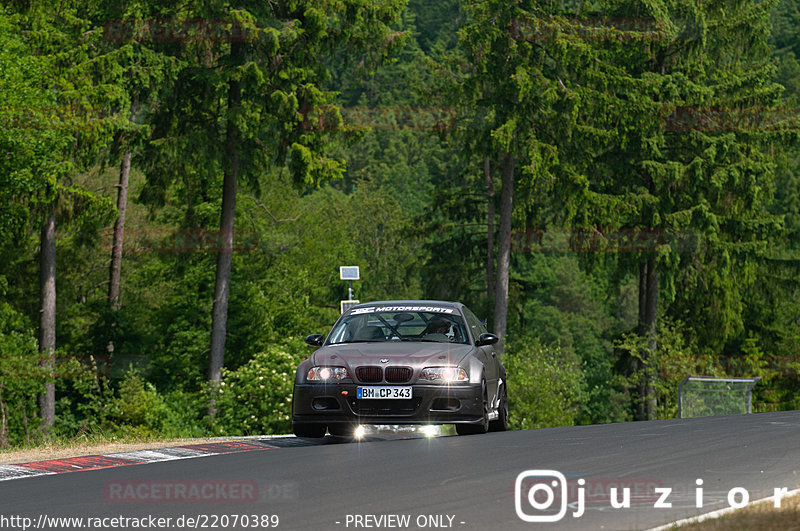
[0, 381, 8, 449]
[21, 394, 30, 445]
[108, 102, 137, 355]
[644, 256, 658, 419]
[636, 258, 658, 420]
[493, 150, 514, 339]
[636, 260, 647, 420]
[108, 102, 137, 313]
[108, 148, 131, 313]
[38, 212, 56, 432]
[208, 42, 244, 415]
[485, 156, 495, 301]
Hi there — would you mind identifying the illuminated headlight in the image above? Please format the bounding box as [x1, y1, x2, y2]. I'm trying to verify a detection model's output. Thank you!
[419, 367, 468, 383]
[306, 366, 348, 382]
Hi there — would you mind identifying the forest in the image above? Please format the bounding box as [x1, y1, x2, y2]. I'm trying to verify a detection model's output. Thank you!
[1, 0, 799, 447]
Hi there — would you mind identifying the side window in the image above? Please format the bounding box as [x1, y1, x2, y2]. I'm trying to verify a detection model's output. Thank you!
[462, 308, 487, 342]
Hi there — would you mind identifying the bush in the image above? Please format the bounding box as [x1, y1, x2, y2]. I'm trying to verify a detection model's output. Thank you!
[53, 354, 116, 439]
[614, 318, 738, 419]
[107, 367, 207, 438]
[115, 367, 170, 426]
[213, 337, 308, 435]
[504, 337, 586, 430]
[0, 312, 42, 447]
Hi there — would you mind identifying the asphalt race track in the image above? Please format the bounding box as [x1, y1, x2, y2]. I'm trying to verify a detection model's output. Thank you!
[1, 410, 799, 530]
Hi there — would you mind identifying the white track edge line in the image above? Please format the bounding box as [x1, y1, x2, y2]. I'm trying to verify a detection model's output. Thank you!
[0, 438, 284, 482]
[0, 466, 56, 482]
[105, 450, 221, 463]
[0, 449, 226, 482]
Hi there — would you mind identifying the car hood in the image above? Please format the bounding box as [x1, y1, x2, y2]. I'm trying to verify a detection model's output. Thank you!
[311, 341, 473, 369]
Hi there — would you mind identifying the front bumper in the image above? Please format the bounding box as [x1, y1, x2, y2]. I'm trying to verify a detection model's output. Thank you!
[291, 382, 484, 426]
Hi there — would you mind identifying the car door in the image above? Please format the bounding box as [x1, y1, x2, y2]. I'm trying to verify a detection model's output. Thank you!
[463, 307, 499, 404]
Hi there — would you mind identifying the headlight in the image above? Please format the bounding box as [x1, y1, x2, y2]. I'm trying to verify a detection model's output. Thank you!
[306, 366, 349, 382]
[419, 367, 468, 383]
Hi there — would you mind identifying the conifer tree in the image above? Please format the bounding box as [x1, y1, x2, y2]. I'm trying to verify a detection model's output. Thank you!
[575, 0, 787, 417]
[133, 1, 406, 413]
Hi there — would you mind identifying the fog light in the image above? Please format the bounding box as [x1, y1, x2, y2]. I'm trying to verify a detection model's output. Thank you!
[420, 425, 439, 438]
[354, 425, 367, 439]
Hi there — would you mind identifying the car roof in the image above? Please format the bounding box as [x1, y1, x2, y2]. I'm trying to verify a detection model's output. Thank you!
[350, 300, 464, 309]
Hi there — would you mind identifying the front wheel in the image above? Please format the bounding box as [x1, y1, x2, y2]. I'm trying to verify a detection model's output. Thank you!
[456, 380, 489, 435]
[293, 422, 326, 438]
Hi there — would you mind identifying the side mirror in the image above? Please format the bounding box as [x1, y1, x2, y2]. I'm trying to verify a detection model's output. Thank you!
[305, 334, 324, 347]
[476, 332, 499, 346]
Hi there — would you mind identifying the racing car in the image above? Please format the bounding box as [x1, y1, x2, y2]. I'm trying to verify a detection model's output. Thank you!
[291, 300, 508, 437]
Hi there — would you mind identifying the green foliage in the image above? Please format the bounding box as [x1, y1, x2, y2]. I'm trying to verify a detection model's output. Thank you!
[2, 0, 800, 448]
[0, 10, 70, 257]
[115, 368, 167, 428]
[213, 338, 308, 435]
[108, 367, 207, 438]
[139, 0, 407, 211]
[222, 176, 424, 365]
[616, 318, 704, 419]
[504, 337, 586, 430]
[52, 355, 117, 439]
[771, 0, 800, 102]
[45, 363, 207, 440]
[0, 303, 43, 447]
[421, 166, 490, 310]
[511, 254, 631, 424]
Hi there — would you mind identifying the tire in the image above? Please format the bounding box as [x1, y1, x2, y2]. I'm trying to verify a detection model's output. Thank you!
[456, 380, 489, 436]
[327, 424, 353, 438]
[489, 383, 508, 432]
[293, 422, 326, 438]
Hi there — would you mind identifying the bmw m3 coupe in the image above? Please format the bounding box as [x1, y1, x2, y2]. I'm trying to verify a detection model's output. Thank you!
[291, 301, 508, 437]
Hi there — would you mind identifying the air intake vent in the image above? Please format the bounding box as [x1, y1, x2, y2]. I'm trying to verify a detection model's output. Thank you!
[385, 367, 412, 383]
[349, 398, 422, 416]
[356, 366, 383, 383]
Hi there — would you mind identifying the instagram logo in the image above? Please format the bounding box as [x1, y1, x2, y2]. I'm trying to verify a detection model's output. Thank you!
[514, 470, 569, 522]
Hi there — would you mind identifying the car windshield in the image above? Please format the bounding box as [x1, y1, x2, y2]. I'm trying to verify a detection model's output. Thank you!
[326, 306, 469, 345]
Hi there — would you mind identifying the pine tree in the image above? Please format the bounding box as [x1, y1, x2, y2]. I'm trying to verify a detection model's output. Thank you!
[132, 1, 406, 413]
[575, 0, 788, 417]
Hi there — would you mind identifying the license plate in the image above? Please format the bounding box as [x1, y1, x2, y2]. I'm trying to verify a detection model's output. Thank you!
[357, 386, 412, 399]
